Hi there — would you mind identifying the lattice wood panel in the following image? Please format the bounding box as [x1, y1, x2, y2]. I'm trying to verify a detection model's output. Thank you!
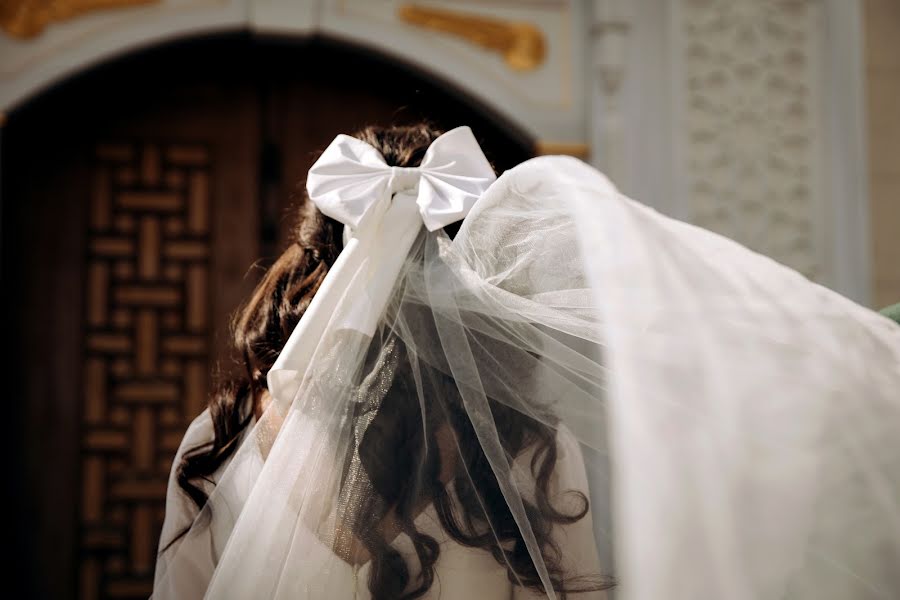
[81, 142, 211, 600]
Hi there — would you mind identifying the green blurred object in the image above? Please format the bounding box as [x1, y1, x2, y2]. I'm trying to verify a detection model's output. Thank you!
[880, 302, 900, 325]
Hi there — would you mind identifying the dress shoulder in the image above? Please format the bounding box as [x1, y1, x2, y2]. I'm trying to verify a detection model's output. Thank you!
[157, 409, 215, 553]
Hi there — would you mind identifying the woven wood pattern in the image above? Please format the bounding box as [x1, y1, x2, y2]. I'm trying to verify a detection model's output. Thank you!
[81, 143, 211, 599]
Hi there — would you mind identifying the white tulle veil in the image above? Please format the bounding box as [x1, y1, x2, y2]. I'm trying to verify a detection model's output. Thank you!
[153, 126, 900, 600]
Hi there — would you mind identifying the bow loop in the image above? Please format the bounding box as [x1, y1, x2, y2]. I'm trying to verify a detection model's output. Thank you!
[306, 126, 496, 233]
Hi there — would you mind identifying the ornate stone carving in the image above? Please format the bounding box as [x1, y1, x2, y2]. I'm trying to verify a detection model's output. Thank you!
[590, 0, 632, 183]
[678, 0, 821, 279]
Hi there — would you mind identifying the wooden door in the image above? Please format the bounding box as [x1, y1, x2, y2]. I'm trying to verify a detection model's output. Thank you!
[2, 34, 533, 600]
[3, 37, 262, 600]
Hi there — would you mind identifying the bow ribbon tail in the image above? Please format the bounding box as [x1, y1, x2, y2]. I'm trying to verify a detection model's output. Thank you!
[266, 191, 423, 411]
[266, 234, 369, 413]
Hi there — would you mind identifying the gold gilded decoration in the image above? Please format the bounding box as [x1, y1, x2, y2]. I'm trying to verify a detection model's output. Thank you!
[398, 4, 546, 72]
[0, 0, 159, 39]
[534, 141, 591, 159]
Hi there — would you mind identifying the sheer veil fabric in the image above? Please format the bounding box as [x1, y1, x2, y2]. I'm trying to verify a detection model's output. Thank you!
[153, 129, 900, 599]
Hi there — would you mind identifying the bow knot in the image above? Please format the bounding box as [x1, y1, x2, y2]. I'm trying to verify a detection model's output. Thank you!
[388, 166, 421, 194]
[306, 126, 496, 233]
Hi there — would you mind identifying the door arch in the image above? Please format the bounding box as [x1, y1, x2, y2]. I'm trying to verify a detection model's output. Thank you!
[2, 32, 534, 600]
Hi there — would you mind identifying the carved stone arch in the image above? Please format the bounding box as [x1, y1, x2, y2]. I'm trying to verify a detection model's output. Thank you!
[0, 1, 589, 152]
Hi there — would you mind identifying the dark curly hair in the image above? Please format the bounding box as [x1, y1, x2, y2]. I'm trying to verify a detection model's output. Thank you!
[163, 122, 613, 599]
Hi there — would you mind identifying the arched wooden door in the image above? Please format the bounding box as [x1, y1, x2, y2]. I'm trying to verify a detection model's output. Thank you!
[1, 34, 534, 600]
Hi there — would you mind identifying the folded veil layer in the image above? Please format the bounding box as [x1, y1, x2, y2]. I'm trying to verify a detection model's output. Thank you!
[154, 153, 900, 600]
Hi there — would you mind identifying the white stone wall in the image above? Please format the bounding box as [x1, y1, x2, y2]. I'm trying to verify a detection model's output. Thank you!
[677, 0, 823, 280]
[589, 0, 870, 303]
[0, 0, 873, 302]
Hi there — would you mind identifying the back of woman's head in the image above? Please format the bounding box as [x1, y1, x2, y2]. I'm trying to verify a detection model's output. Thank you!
[234, 122, 448, 399]
[171, 121, 609, 599]
[171, 122, 447, 524]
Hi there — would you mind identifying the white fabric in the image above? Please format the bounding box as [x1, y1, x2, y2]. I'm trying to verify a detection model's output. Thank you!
[267, 126, 496, 411]
[161, 410, 601, 600]
[306, 124, 496, 233]
[154, 147, 900, 600]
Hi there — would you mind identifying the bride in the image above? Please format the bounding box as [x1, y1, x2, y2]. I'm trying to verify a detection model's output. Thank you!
[153, 123, 900, 599]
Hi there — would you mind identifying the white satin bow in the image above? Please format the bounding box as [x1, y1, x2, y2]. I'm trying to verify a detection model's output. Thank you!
[306, 125, 496, 232]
